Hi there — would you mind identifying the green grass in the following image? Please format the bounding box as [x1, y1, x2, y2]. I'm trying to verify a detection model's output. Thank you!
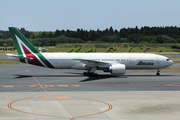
[169, 56, 180, 59]
[48, 46, 178, 53]
[0, 50, 17, 53]
[173, 61, 180, 64]
[0, 45, 180, 53]
[0, 59, 25, 64]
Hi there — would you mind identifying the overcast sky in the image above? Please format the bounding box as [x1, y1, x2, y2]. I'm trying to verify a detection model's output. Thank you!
[1, 0, 180, 31]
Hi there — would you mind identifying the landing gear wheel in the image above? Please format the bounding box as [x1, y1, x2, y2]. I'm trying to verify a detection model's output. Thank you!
[83, 72, 92, 77]
[83, 72, 98, 77]
[156, 69, 160, 76]
[156, 72, 160, 76]
[83, 72, 87, 76]
[89, 72, 94, 77]
[94, 73, 98, 76]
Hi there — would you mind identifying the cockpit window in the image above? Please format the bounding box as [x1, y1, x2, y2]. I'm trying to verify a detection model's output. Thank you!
[167, 59, 171, 61]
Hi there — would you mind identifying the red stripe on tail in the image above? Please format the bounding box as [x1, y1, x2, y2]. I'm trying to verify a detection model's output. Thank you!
[22, 44, 44, 67]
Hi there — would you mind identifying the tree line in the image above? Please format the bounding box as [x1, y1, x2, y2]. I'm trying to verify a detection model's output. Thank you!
[0, 26, 180, 47]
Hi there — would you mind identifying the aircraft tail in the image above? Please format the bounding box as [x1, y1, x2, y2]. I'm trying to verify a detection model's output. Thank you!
[8, 27, 54, 68]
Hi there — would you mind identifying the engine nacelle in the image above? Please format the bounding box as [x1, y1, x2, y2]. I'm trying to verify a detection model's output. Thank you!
[104, 64, 126, 76]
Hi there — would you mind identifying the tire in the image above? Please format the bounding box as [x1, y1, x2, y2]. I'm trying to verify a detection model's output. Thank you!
[156, 73, 160, 76]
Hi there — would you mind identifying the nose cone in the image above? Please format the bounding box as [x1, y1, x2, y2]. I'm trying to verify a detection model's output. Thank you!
[170, 60, 173, 65]
[168, 60, 173, 66]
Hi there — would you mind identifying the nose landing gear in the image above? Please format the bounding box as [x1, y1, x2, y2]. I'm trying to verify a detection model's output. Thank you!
[156, 69, 160, 76]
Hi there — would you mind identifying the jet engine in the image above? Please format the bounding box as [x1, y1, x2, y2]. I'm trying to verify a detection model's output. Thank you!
[103, 64, 126, 76]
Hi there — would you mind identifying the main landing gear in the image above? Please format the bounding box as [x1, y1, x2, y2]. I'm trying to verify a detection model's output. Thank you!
[83, 67, 98, 77]
[83, 72, 98, 77]
[156, 69, 160, 76]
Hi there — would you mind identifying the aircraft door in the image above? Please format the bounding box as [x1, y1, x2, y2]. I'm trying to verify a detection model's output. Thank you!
[129, 57, 133, 64]
[156, 57, 159, 64]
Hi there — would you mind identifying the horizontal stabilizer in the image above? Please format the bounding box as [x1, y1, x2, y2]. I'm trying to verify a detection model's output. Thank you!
[6, 54, 34, 60]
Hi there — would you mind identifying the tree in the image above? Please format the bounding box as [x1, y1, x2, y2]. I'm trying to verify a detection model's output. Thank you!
[119, 28, 127, 38]
[48, 32, 53, 38]
[108, 26, 113, 35]
[55, 29, 60, 37]
[30, 34, 35, 39]
[155, 35, 163, 43]
[41, 32, 47, 38]
[83, 31, 88, 41]
[20, 28, 31, 38]
[0, 39, 4, 46]
[2, 31, 11, 39]
[134, 26, 139, 34]
[20, 28, 26, 35]
[108, 35, 120, 43]
[128, 34, 139, 43]
[150, 40, 157, 44]
[65, 29, 70, 37]
[3, 43, 7, 47]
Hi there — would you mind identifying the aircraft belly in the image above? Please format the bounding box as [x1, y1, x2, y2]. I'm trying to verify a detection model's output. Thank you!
[49, 59, 76, 69]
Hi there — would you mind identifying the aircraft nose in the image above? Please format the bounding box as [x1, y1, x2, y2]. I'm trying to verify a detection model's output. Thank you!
[169, 60, 173, 66]
[170, 60, 173, 65]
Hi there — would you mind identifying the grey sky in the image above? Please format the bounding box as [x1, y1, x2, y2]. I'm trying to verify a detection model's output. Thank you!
[1, 0, 180, 31]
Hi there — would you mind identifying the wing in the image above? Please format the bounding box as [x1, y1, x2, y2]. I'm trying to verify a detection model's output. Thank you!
[75, 58, 110, 68]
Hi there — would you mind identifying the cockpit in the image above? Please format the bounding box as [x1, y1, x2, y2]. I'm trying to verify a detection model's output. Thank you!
[166, 59, 171, 61]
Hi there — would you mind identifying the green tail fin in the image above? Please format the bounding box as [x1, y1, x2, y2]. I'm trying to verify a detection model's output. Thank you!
[8, 27, 39, 55]
[8, 27, 54, 68]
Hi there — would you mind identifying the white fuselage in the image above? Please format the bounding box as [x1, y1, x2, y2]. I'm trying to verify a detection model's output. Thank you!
[41, 53, 173, 70]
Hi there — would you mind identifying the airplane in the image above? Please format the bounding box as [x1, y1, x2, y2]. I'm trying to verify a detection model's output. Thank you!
[7, 27, 173, 77]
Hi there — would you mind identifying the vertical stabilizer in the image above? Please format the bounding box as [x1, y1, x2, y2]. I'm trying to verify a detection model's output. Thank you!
[8, 27, 54, 68]
[9, 27, 39, 55]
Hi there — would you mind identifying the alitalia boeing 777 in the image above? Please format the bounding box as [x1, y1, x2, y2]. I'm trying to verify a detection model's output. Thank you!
[7, 27, 173, 77]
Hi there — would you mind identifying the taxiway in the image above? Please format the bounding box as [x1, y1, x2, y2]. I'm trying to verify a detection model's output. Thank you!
[0, 64, 180, 120]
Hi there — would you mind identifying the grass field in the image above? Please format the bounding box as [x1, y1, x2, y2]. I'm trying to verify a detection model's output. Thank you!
[0, 59, 24, 64]
[169, 56, 180, 58]
[0, 50, 17, 53]
[0, 45, 180, 53]
[173, 61, 180, 64]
